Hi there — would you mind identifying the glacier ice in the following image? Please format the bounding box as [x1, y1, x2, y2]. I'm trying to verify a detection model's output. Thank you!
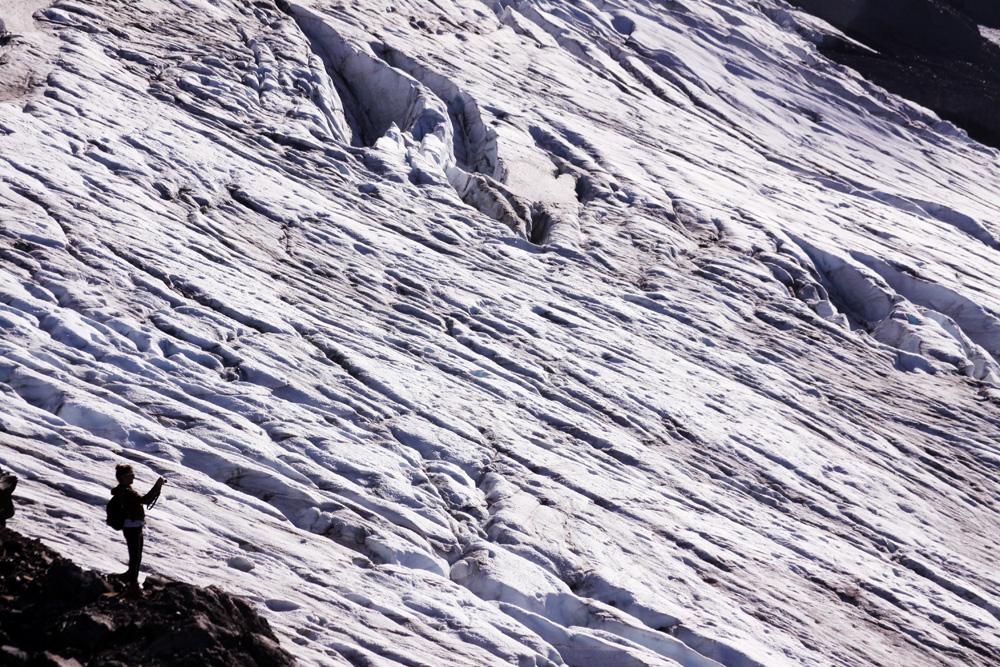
[1, 0, 999, 665]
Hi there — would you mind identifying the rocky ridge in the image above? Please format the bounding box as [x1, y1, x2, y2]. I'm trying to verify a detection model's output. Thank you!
[789, 0, 1000, 147]
[0, 527, 295, 667]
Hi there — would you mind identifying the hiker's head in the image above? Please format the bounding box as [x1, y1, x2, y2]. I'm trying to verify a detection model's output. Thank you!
[115, 464, 135, 485]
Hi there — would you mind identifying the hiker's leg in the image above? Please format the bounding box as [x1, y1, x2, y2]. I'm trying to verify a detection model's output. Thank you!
[123, 528, 137, 581]
[124, 527, 143, 583]
[136, 529, 144, 579]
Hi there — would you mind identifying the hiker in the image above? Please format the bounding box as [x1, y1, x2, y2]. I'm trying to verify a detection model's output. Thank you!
[0, 470, 17, 527]
[108, 464, 165, 594]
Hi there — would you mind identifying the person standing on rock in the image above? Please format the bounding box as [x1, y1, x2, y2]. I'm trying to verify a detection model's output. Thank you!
[0, 470, 17, 527]
[108, 464, 165, 595]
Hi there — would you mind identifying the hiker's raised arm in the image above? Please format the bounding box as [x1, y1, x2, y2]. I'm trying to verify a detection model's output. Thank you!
[141, 477, 166, 504]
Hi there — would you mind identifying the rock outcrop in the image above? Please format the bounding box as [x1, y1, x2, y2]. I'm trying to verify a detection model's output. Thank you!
[0, 528, 295, 667]
[789, 0, 1000, 147]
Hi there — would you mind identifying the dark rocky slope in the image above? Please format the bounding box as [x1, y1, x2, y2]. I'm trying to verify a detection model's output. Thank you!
[0, 528, 295, 667]
[789, 0, 1000, 148]
[946, 0, 1000, 28]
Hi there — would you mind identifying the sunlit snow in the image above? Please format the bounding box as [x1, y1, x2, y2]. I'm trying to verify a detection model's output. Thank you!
[1, 1, 999, 665]
[981, 25, 1000, 49]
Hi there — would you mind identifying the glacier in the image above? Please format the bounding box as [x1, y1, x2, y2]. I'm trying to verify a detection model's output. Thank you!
[1, 0, 999, 664]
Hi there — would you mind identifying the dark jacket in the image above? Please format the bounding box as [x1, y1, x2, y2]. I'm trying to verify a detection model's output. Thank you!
[0, 473, 16, 523]
[111, 483, 160, 523]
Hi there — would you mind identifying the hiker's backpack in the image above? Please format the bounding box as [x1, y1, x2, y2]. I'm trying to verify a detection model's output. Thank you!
[106, 494, 125, 530]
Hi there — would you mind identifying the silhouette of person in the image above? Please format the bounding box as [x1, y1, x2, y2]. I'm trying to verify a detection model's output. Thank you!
[111, 464, 165, 595]
[0, 470, 16, 527]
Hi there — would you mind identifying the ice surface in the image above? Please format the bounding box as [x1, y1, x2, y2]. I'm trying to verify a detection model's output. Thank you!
[1, 0, 999, 665]
[983, 25, 1000, 48]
